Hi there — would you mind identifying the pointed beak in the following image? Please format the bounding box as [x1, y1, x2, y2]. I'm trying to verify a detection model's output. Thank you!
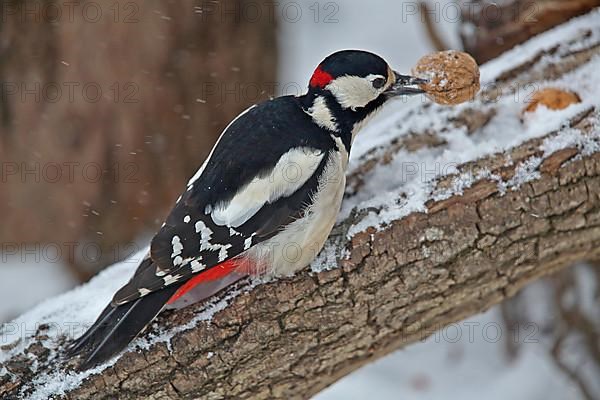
[385, 71, 428, 97]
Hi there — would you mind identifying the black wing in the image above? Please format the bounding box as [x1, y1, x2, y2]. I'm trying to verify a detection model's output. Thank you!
[112, 97, 336, 305]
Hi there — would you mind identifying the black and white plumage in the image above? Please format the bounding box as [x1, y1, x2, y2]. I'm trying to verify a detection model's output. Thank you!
[67, 50, 426, 368]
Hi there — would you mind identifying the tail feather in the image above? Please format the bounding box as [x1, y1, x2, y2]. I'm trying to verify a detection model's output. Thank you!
[67, 261, 248, 369]
[67, 304, 119, 356]
[66, 285, 179, 369]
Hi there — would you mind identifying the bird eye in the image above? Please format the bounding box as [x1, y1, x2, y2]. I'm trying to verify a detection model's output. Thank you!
[372, 77, 386, 89]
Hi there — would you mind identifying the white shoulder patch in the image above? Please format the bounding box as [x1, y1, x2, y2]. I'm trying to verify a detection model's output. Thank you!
[187, 105, 257, 188]
[210, 147, 325, 227]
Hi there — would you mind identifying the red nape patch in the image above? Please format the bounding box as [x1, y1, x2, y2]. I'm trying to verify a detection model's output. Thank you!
[167, 259, 239, 304]
[310, 66, 333, 88]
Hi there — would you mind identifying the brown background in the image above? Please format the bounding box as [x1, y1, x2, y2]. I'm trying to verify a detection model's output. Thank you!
[0, 0, 277, 279]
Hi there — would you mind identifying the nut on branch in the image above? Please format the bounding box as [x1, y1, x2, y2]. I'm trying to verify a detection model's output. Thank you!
[412, 50, 480, 105]
[523, 88, 581, 113]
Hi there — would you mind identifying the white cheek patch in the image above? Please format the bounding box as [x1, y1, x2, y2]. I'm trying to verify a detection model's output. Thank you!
[326, 75, 381, 110]
[210, 147, 324, 228]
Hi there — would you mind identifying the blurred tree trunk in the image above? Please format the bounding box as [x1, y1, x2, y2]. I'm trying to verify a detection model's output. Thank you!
[458, 0, 600, 63]
[0, 0, 278, 280]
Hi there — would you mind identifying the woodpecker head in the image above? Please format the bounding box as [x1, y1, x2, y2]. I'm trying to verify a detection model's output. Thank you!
[309, 50, 425, 109]
[302, 50, 426, 139]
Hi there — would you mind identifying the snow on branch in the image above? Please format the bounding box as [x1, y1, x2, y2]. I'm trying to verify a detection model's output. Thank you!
[2, 9, 600, 400]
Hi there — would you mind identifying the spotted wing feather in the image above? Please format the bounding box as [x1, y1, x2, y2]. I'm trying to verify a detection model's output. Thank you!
[112, 97, 336, 305]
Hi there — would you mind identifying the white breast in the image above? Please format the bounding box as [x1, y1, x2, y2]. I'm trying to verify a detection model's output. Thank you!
[247, 142, 348, 276]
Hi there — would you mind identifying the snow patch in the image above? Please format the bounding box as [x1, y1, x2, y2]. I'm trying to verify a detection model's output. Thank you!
[342, 13, 600, 238]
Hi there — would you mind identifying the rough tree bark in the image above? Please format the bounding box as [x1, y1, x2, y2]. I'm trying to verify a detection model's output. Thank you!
[2, 11, 600, 400]
[458, 0, 600, 63]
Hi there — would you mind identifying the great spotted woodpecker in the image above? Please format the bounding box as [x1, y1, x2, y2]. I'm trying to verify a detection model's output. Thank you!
[67, 50, 426, 368]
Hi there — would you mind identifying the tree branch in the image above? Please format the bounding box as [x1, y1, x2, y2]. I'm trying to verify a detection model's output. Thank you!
[2, 10, 600, 400]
